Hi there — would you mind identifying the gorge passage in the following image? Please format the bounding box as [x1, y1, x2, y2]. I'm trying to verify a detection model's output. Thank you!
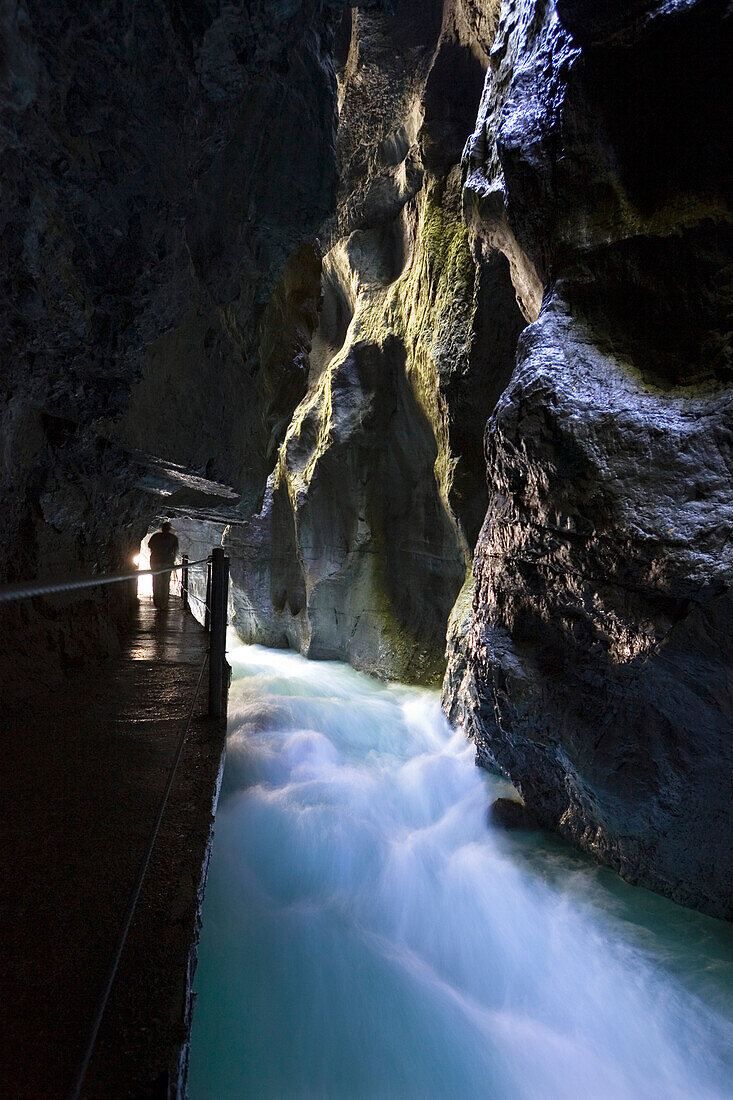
[1, 0, 732, 1093]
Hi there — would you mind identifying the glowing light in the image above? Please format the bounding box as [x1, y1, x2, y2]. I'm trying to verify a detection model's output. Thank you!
[136, 544, 153, 598]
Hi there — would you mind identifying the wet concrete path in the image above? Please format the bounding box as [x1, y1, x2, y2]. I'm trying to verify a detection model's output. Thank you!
[0, 599, 226, 1099]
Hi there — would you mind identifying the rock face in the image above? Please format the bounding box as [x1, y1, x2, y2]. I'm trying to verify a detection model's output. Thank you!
[0, 1, 345, 695]
[444, 0, 733, 917]
[227, 1, 525, 681]
[2, 0, 730, 917]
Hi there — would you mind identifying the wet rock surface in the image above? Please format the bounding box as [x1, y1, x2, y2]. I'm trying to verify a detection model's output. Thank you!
[488, 797, 539, 831]
[228, 1, 524, 681]
[443, 0, 733, 917]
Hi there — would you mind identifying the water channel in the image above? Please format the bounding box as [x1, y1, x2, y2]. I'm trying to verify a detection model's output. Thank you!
[188, 640, 733, 1099]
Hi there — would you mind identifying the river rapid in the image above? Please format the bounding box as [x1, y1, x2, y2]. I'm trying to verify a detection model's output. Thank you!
[188, 640, 733, 1099]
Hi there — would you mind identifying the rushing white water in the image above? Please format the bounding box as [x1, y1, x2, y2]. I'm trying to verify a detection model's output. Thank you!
[188, 641, 733, 1099]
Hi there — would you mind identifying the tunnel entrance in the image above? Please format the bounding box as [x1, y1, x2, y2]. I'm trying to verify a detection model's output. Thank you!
[134, 537, 154, 600]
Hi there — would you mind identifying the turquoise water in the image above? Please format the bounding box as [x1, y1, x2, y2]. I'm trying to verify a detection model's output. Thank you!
[188, 641, 733, 1099]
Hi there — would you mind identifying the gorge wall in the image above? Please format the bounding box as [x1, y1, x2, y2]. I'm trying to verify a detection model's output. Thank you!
[443, 0, 733, 918]
[0, 0, 349, 696]
[1, 0, 730, 917]
[226, 1, 525, 682]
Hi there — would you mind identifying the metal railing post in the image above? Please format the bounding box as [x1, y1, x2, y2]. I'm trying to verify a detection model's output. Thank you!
[204, 558, 212, 632]
[181, 554, 189, 604]
[208, 548, 230, 722]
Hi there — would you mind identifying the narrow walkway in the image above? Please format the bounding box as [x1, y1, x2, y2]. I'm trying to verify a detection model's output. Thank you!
[0, 599, 226, 1099]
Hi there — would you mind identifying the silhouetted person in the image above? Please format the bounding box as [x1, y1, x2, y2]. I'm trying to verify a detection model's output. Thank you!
[148, 521, 179, 609]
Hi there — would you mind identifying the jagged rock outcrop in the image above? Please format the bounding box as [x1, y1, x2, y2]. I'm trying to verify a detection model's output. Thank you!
[444, 0, 733, 916]
[227, 1, 525, 681]
[0, 0, 346, 695]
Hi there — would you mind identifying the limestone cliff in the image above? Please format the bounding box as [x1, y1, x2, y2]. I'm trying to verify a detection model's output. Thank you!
[443, 0, 733, 917]
[226, 1, 525, 682]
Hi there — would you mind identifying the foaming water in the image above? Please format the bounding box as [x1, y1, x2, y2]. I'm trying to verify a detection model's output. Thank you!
[188, 641, 733, 1099]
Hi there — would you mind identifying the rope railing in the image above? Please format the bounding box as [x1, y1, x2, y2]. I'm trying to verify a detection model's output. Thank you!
[0, 558, 210, 605]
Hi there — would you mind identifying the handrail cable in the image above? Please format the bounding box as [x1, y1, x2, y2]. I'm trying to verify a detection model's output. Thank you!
[0, 558, 210, 605]
[69, 648, 211, 1100]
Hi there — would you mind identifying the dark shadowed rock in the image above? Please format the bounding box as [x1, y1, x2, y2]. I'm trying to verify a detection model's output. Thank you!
[0, 0, 344, 695]
[489, 797, 540, 831]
